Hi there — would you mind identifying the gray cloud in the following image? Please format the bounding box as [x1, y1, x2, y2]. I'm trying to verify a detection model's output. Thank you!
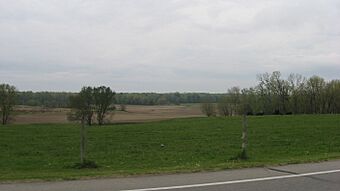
[0, 0, 339, 92]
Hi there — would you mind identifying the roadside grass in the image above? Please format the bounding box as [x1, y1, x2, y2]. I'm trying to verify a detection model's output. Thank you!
[0, 115, 340, 181]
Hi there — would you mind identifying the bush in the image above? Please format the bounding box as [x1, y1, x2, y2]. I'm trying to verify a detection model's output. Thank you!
[70, 160, 98, 169]
[217, 102, 230, 117]
[256, 112, 264, 116]
[200, 103, 216, 117]
[246, 111, 254, 115]
[273, 110, 282, 115]
[120, 104, 127, 111]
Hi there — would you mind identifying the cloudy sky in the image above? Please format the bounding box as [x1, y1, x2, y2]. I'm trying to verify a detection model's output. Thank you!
[0, 0, 339, 92]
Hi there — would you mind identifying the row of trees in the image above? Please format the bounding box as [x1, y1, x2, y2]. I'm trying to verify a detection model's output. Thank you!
[16, 92, 222, 107]
[3, 71, 340, 123]
[17, 91, 72, 108]
[201, 71, 340, 116]
[116, 92, 222, 105]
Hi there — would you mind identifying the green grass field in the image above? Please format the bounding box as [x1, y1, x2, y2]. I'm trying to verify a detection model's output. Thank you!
[1, 115, 340, 181]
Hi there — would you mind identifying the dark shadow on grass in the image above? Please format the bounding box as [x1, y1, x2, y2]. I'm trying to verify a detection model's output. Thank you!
[230, 150, 249, 161]
[66, 160, 99, 169]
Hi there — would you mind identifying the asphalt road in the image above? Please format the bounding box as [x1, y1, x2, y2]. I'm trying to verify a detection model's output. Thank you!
[1, 160, 340, 191]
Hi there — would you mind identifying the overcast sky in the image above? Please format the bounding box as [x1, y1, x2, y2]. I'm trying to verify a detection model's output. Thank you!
[0, 0, 339, 92]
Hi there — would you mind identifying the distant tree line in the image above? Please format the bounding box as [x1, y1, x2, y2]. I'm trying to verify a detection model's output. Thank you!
[115, 92, 222, 105]
[201, 71, 340, 117]
[16, 91, 74, 108]
[16, 92, 223, 107]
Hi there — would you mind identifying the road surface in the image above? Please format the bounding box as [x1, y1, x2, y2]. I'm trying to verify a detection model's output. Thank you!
[1, 160, 340, 191]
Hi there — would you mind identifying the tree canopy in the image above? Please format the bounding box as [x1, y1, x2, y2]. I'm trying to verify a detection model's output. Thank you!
[0, 84, 17, 125]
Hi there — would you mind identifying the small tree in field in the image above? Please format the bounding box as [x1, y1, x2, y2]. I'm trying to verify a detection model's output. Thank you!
[217, 97, 230, 117]
[68, 87, 96, 167]
[200, 102, 216, 117]
[93, 86, 115, 125]
[119, 104, 127, 111]
[0, 84, 17, 125]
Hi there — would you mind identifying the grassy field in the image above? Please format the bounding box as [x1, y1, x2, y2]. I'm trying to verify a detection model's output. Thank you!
[1, 115, 340, 181]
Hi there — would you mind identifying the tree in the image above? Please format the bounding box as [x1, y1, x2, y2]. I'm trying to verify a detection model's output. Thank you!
[217, 96, 230, 117]
[256, 73, 273, 114]
[68, 87, 95, 165]
[288, 73, 307, 114]
[200, 103, 216, 117]
[228, 87, 241, 115]
[324, 80, 340, 113]
[306, 76, 326, 114]
[93, 86, 115, 125]
[82, 87, 95, 126]
[0, 84, 17, 125]
[269, 71, 290, 114]
[240, 88, 255, 115]
[119, 104, 127, 111]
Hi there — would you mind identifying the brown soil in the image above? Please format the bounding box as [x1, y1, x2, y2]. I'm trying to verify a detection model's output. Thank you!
[11, 104, 204, 124]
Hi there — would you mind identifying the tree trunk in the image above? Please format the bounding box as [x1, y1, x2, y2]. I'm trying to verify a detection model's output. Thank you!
[241, 114, 248, 156]
[2, 111, 6, 125]
[87, 113, 92, 126]
[80, 118, 86, 164]
[97, 113, 104, 126]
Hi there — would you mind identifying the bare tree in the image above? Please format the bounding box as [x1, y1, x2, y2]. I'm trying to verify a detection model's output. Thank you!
[256, 72, 291, 114]
[200, 102, 216, 117]
[217, 97, 230, 117]
[306, 76, 326, 114]
[270, 71, 290, 114]
[324, 80, 340, 113]
[228, 86, 241, 115]
[119, 104, 127, 111]
[288, 73, 307, 114]
[256, 73, 273, 114]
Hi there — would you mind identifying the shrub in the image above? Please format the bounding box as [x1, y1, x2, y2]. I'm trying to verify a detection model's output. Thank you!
[200, 103, 216, 117]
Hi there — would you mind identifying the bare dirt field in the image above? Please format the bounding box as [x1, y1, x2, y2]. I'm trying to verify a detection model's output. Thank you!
[12, 104, 204, 124]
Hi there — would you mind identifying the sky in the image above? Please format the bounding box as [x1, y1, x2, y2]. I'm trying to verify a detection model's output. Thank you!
[0, 0, 339, 92]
